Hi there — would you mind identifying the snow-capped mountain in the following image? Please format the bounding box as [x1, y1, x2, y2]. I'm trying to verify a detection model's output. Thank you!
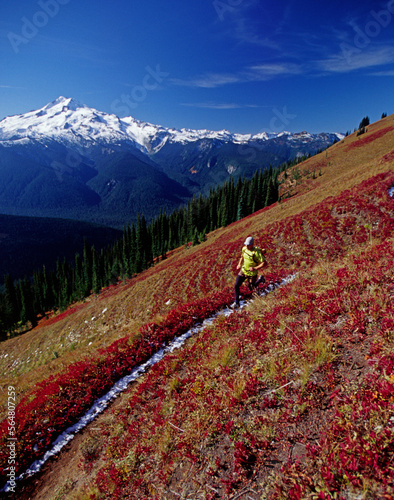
[0, 96, 343, 153]
[0, 96, 240, 151]
[0, 97, 141, 152]
[0, 97, 343, 227]
[121, 115, 283, 153]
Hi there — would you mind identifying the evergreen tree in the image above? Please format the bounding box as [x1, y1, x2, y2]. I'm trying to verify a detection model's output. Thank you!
[0, 294, 8, 340]
[4, 275, 19, 330]
[32, 270, 45, 317]
[92, 247, 101, 294]
[122, 225, 132, 277]
[192, 227, 199, 246]
[237, 184, 248, 220]
[56, 259, 69, 311]
[223, 179, 234, 224]
[219, 186, 229, 227]
[209, 192, 219, 231]
[82, 239, 93, 296]
[20, 278, 37, 327]
[73, 253, 85, 301]
[128, 224, 137, 275]
[41, 266, 53, 313]
[256, 170, 266, 211]
[135, 214, 148, 273]
[358, 116, 370, 130]
[264, 177, 277, 207]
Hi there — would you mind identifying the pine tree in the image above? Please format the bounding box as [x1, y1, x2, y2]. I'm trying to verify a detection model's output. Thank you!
[237, 184, 248, 220]
[82, 239, 93, 296]
[209, 191, 219, 231]
[219, 186, 229, 227]
[265, 176, 278, 207]
[136, 214, 150, 273]
[56, 259, 69, 311]
[192, 227, 199, 246]
[358, 116, 370, 130]
[122, 225, 132, 277]
[73, 253, 85, 301]
[92, 247, 101, 294]
[20, 278, 37, 327]
[4, 275, 19, 330]
[227, 178, 236, 223]
[0, 294, 8, 340]
[41, 266, 53, 313]
[32, 270, 45, 317]
[129, 224, 137, 275]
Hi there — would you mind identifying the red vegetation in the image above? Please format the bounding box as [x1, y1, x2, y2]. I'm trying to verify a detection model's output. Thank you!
[379, 150, 394, 164]
[91, 238, 394, 499]
[35, 302, 88, 329]
[346, 126, 393, 150]
[0, 272, 288, 486]
[1, 170, 394, 497]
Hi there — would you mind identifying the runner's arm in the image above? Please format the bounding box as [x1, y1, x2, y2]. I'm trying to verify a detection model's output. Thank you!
[249, 260, 266, 272]
[250, 252, 267, 272]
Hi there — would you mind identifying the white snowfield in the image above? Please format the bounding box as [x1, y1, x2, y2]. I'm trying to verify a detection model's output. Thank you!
[0, 96, 344, 154]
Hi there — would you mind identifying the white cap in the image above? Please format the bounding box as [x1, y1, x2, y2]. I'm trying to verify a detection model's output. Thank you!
[244, 236, 254, 245]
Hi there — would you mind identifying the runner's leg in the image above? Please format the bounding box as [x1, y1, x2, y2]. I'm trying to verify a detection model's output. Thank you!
[234, 275, 247, 305]
[249, 275, 257, 290]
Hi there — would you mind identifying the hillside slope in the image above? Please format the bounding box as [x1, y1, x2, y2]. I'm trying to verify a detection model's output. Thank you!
[1, 115, 393, 499]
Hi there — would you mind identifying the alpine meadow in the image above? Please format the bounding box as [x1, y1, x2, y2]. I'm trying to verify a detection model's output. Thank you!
[1, 112, 393, 499]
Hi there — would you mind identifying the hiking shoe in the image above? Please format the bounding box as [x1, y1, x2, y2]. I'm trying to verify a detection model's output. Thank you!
[255, 276, 265, 286]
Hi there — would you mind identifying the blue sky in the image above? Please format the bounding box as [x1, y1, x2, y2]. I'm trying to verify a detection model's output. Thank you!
[1, 0, 393, 134]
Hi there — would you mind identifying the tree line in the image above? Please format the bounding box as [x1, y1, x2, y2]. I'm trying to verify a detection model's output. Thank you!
[0, 158, 305, 340]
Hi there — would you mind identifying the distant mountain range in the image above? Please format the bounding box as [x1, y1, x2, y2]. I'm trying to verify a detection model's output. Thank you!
[0, 97, 343, 228]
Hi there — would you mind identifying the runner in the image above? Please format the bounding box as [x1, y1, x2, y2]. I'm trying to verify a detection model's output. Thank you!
[231, 236, 266, 308]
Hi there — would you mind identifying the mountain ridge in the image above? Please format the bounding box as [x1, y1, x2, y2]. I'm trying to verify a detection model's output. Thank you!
[0, 96, 344, 152]
[0, 97, 344, 226]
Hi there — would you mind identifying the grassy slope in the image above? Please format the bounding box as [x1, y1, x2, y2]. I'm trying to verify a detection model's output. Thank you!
[1, 115, 394, 499]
